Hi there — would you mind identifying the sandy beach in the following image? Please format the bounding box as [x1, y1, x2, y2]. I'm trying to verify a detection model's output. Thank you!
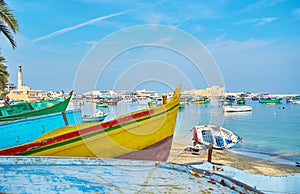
[168, 141, 300, 176]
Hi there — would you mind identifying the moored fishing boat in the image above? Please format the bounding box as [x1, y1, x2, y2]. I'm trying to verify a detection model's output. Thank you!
[222, 105, 252, 112]
[0, 110, 82, 150]
[258, 97, 282, 103]
[82, 110, 107, 123]
[0, 91, 73, 122]
[292, 100, 300, 104]
[191, 98, 210, 104]
[291, 96, 300, 104]
[236, 98, 246, 105]
[96, 102, 109, 108]
[193, 125, 241, 149]
[0, 86, 182, 162]
[266, 102, 276, 106]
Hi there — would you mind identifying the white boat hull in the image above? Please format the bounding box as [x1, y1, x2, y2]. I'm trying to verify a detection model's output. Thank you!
[292, 100, 300, 104]
[222, 105, 252, 112]
[193, 125, 241, 149]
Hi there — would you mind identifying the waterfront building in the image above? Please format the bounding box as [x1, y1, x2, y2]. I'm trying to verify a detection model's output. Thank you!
[182, 86, 224, 98]
[7, 65, 46, 101]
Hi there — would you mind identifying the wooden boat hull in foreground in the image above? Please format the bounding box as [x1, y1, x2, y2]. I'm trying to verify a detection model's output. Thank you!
[0, 156, 262, 193]
[0, 86, 182, 162]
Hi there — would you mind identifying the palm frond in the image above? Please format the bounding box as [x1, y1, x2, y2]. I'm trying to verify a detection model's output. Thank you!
[0, 21, 16, 48]
[0, 1, 6, 6]
[0, 3, 19, 33]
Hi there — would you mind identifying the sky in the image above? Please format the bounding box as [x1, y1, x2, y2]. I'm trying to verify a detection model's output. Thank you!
[1, 0, 300, 94]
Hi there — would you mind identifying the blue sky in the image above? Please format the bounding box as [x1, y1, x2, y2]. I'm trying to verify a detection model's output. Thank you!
[1, 0, 299, 93]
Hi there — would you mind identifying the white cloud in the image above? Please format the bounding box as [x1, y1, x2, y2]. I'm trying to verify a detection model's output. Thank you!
[255, 17, 277, 26]
[242, 0, 286, 12]
[33, 10, 131, 42]
[233, 17, 278, 27]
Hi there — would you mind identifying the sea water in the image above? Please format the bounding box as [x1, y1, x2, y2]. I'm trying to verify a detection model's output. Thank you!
[71, 100, 300, 165]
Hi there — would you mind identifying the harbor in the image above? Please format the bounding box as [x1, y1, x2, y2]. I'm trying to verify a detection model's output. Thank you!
[1, 67, 300, 192]
[0, 0, 300, 193]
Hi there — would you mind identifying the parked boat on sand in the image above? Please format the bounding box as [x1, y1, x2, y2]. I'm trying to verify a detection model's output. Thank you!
[0, 91, 73, 122]
[193, 125, 241, 149]
[0, 86, 182, 162]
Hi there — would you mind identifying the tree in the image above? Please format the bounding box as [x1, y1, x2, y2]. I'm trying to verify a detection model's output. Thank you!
[0, 0, 19, 49]
[0, 56, 9, 91]
[0, 0, 19, 92]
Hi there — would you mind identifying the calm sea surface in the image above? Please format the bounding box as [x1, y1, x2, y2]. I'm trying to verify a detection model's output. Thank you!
[69, 99, 300, 165]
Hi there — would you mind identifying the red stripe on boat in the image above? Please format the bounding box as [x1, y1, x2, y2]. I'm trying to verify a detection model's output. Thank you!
[0, 109, 155, 155]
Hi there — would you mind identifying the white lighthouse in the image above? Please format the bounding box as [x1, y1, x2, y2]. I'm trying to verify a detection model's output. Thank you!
[18, 64, 23, 89]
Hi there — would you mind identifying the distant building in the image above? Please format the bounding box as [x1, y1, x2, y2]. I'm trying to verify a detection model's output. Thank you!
[8, 65, 46, 101]
[183, 86, 224, 98]
[6, 83, 16, 92]
[134, 89, 159, 98]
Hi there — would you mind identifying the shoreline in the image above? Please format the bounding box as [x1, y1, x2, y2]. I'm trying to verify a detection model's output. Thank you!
[168, 141, 300, 176]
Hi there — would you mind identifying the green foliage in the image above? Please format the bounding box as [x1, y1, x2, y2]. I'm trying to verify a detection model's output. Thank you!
[0, 90, 8, 98]
[0, 55, 8, 91]
[0, 0, 19, 91]
[0, 0, 19, 49]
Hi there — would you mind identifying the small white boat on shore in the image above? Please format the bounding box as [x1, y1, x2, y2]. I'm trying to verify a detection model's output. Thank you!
[193, 125, 241, 149]
[222, 105, 252, 112]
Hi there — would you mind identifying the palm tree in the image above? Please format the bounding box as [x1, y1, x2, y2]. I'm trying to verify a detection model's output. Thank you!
[0, 0, 19, 49]
[0, 0, 19, 93]
[0, 56, 9, 91]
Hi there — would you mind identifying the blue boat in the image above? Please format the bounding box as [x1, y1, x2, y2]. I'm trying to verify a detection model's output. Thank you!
[0, 110, 82, 149]
[0, 156, 261, 193]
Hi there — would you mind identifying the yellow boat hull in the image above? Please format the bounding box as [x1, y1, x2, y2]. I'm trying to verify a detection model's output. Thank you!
[0, 86, 181, 161]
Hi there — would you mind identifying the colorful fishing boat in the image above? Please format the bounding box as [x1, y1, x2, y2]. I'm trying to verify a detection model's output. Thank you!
[82, 110, 107, 123]
[193, 125, 242, 149]
[0, 156, 262, 193]
[0, 91, 73, 122]
[0, 110, 82, 150]
[258, 97, 282, 103]
[0, 86, 182, 162]
[191, 98, 210, 104]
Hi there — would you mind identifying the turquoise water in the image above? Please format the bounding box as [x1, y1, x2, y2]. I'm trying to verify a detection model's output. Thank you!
[175, 100, 300, 164]
[72, 100, 300, 165]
